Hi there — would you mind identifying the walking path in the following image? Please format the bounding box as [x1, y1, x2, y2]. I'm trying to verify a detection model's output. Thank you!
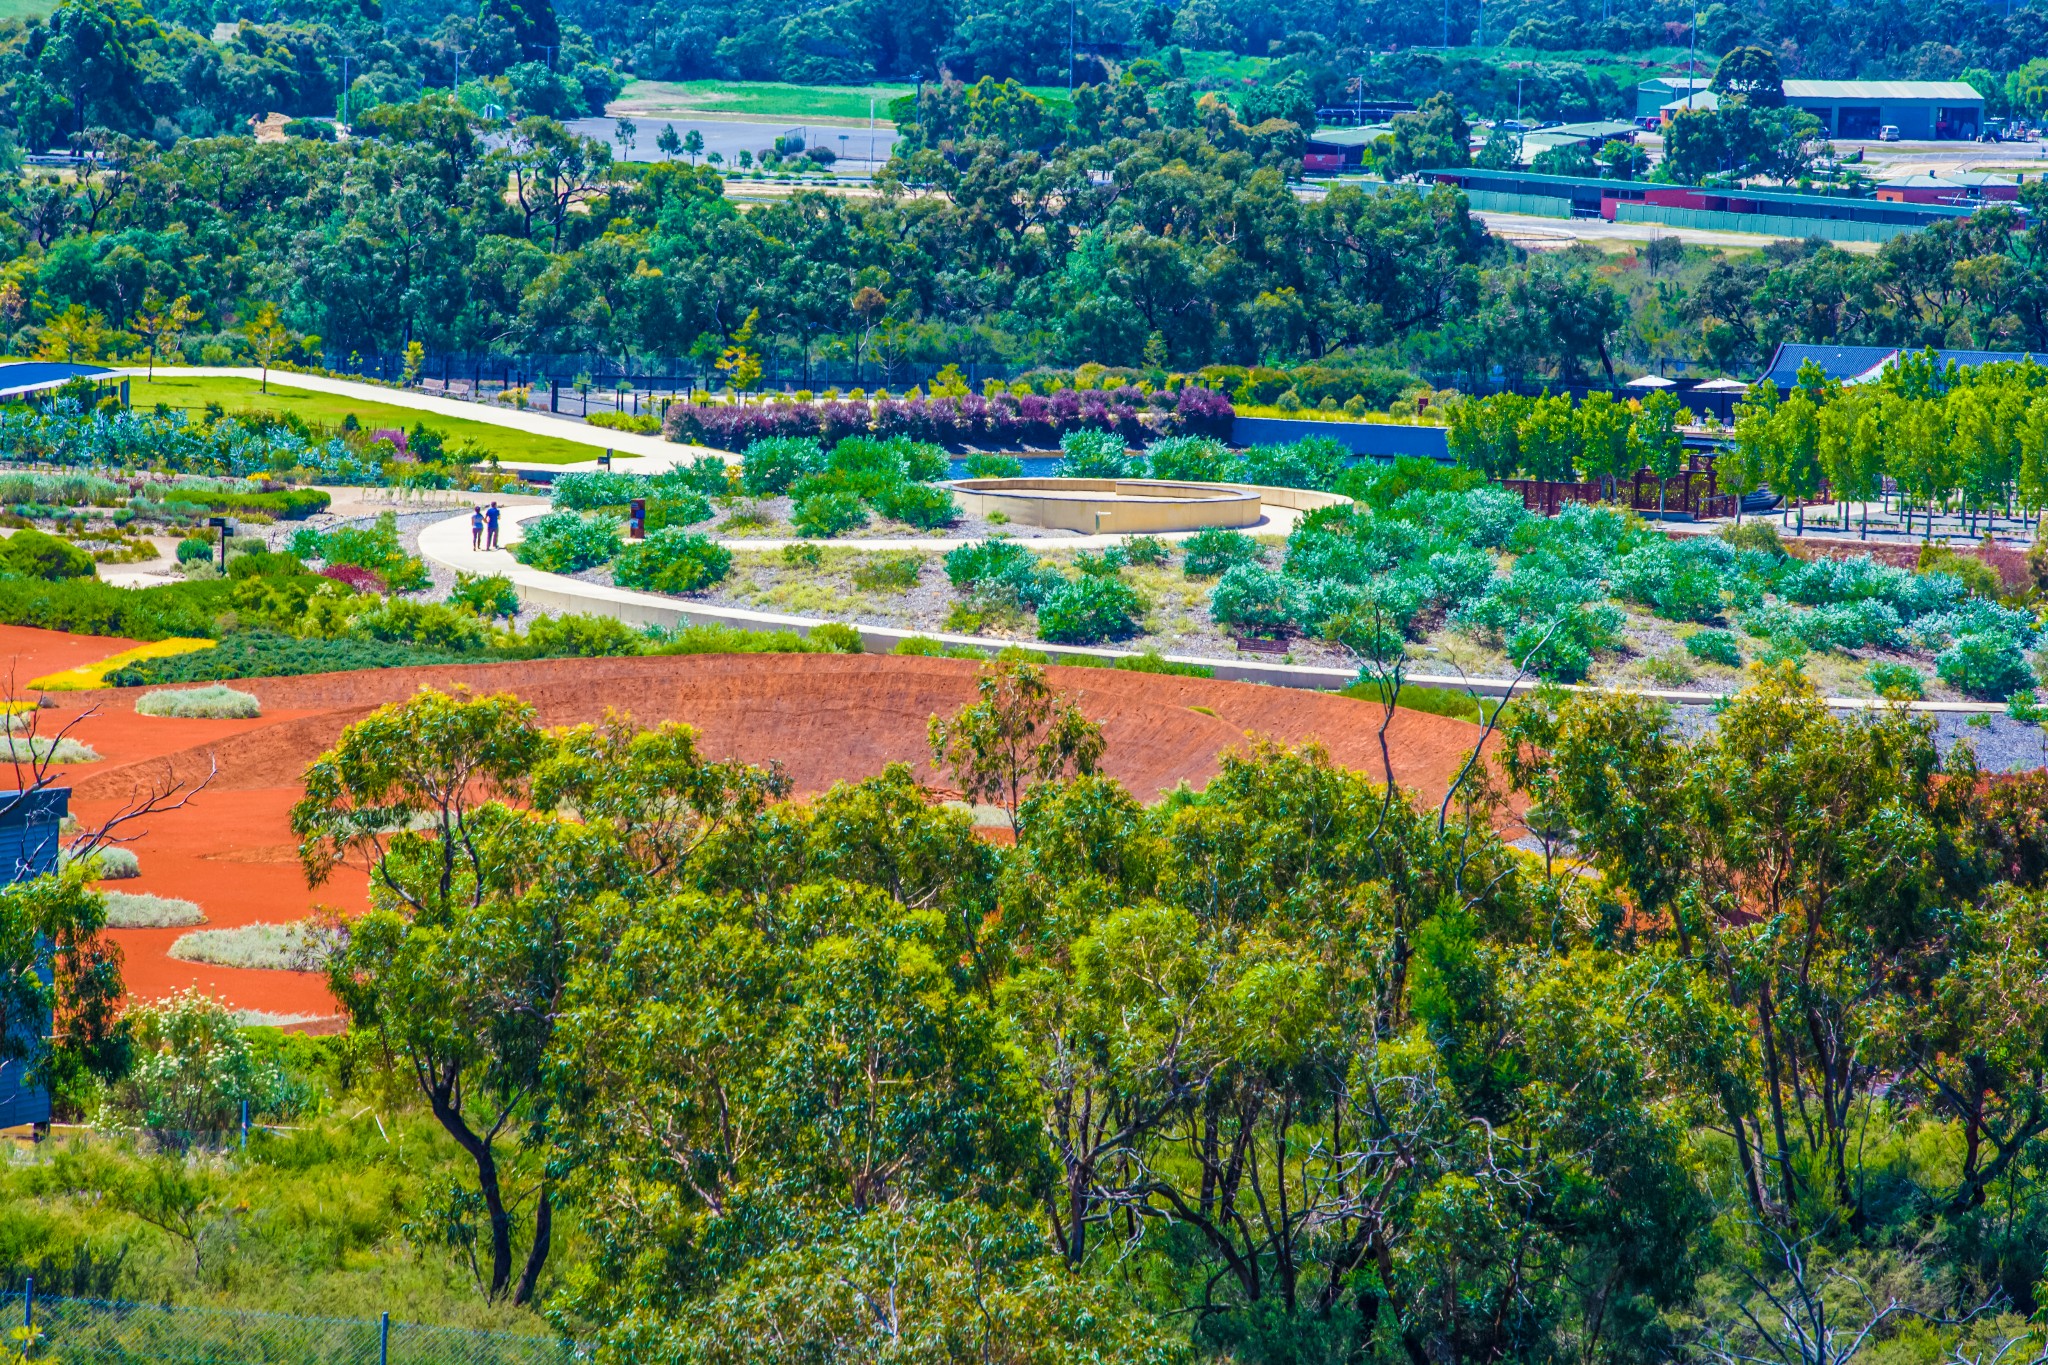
[417, 508, 2009, 712]
[121, 366, 726, 471]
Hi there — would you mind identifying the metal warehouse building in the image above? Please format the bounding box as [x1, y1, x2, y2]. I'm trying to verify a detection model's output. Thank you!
[1650, 79, 1985, 140]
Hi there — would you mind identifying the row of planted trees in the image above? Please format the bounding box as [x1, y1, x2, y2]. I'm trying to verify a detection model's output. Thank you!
[1446, 351, 2048, 538]
[1727, 352, 2048, 539]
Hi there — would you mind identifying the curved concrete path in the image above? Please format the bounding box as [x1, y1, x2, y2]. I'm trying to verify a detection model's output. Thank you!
[122, 366, 726, 471]
[417, 508, 2005, 711]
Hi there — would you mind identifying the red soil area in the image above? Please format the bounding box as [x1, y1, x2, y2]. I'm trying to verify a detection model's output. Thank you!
[14, 632, 1494, 1022]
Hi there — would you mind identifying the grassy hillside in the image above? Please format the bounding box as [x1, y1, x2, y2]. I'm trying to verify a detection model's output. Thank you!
[130, 375, 618, 465]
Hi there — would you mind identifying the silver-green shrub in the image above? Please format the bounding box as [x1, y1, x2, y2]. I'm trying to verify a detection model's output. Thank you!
[136, 685, 262, 719]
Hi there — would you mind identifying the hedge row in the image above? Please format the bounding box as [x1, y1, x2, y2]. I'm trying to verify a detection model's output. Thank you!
[665, 387, 1234, 452]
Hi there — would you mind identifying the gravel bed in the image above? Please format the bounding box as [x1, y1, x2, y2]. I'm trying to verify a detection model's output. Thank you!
[708, 495, 1093, 543]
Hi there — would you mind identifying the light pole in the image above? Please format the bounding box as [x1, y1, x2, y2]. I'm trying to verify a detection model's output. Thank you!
[1068, 0, 1075, 94]
[340, 52, 350, 132]
[1688, 8, 1698, 108]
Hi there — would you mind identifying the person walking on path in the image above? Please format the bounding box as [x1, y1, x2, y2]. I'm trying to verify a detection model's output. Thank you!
[485, 502, 501, 549]
[470, 505, 484, 550]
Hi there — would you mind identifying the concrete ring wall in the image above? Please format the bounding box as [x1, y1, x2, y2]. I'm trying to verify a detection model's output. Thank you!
[944, 477, 1351, 535]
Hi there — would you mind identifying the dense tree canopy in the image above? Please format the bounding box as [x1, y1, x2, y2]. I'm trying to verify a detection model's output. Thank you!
[258, 655, 2048, 1363]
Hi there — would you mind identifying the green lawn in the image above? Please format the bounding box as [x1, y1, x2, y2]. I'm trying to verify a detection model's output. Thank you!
[129, 375, 616, 465]
[0, 0, 50, 20]
[613, 79, 914, 125]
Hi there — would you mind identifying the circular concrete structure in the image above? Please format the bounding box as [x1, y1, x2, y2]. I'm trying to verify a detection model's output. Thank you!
[945, 477, 1348, 535]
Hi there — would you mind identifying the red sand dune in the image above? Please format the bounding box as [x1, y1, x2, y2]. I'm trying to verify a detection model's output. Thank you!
[1, 629, 1493, 1020]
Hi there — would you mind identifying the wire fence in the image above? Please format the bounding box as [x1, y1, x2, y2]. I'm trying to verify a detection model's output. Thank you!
[0, 1291, 586, 1365]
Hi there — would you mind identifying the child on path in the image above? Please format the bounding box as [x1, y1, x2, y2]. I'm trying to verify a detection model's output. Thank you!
[470, 505, 484, 550]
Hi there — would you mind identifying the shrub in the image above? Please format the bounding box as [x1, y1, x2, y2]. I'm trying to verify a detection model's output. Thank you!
[513, 511, 623, 573]
[1685, 630, 1742, 667]
[1144, 435, 1230, 482]
[808, 621, 865, 652]
[350, 599, 491, 652]
[614, 529, 734, 594]
[740, 436, 825, 495]
[295, 513, 428, 590]
[1114, 648, 1212, 678]
[663, 456, 737, 499]
[553, 470, 654, 509]
[782, 541, 824, 568]
[584, 410, 661, 434]
[1719, 521, 1787, 556]
[945, 538, 1035, 589]
[644, 494, 716, 532]
[876, 482, 959, 530]
[1075, 548, 1129, 578]
[852, 553, 923, 592]
[1937, 631, 2035, 700]
[1209, 563, 1302, 635]
[319, 564, 387, 594]
[1037, 574, 1144, 644]
[944, 538, 1058, 610]
[4, 528, 96, 580]
[104, 989, 311, 1134]
[1642, 653, 1696, 687]
[520, 612, 646, 657]
[1056, 429, 1136, 478]
[169, 920, 342, 972]
[103, 630, 480, 684]
[228, 550, 307, 581]
[1867, 661, 1924, 700]
[136, 685, 261, 719]
[61, 844, 139, 879]
[175, 536, 215, 565]
[893, 635, 983, 658]
[1917, 543, 2005, 600]
[450, 571, 520, 621]
[648, 623, 832, 654]
[792, 491, 869, 538]
[101, 891, 206, 928]
[1, 735, 98, 763]
[1510, 605, 1622, 683]
[962, 453, 1022, 479]
[1182, 528, 1266, 577]
[1235, 437, 1347, 491]
[1122, 536, 1170, 566]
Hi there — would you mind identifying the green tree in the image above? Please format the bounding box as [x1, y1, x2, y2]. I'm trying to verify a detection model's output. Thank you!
[1447, 392, 1530, 481]
[241, 302, 295, 393]
[1712, 45, 1786, 106]
[1576, 389, 1633, 498]
[1518, 391, 1581, 481]
[1766, 389, 1823, 534]
[130, 289, 200, 380]
[1385, 93, 1470, 179]
[1628, 389, 1690, 519]
[927, 658, 1105, 827]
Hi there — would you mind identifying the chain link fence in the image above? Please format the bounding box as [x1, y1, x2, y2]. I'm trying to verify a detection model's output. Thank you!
[1, 1292, 586, 1365]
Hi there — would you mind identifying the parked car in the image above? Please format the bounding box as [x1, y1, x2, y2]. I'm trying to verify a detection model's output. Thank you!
[1879, 125, 1901, 142]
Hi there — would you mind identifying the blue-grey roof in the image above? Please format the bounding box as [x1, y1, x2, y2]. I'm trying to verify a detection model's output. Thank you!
[1761, 342, 2042, 388]
[0, 362, 116, 398]
[0, 787, 66, 1129]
